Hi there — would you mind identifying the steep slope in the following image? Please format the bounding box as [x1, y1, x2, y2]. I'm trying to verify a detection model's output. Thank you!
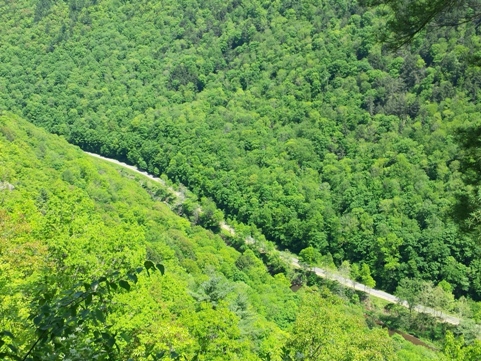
[0, 114, 415, 360]
[1, 0, 480, 298]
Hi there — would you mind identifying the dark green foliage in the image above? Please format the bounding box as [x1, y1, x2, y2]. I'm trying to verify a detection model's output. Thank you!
[3, 0, 481, 356]
[0, 84, 471, 360]
[2, 0, 481, 306]
[360, 0, 481, 49]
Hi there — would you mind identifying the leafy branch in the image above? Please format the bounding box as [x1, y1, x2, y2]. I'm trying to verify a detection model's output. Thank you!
[0, 261, 164, 360]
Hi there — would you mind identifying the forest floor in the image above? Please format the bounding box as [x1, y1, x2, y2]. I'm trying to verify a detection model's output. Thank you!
[86, 152, 461, 325]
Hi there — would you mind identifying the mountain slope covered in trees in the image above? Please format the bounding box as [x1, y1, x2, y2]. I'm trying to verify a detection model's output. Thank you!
[1, 0, 481, 300]
[1, 114, 420, 360]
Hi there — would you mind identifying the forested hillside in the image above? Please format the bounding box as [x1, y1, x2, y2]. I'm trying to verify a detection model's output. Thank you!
[1, 114, 416, 360]
[1, 0, 481, 299]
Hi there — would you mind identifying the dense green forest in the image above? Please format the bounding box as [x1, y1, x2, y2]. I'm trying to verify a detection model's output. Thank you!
[3, 114, 464, 360]
[2, 0, 481, 357]
[1, 0, 481, 299]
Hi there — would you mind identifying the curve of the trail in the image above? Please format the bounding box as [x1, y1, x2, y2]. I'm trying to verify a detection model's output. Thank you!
[85, 152, 461, 325]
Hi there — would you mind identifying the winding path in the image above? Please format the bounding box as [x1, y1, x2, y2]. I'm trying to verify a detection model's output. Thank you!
[85, 152, 462, 325]
[291, 258, 461, 325]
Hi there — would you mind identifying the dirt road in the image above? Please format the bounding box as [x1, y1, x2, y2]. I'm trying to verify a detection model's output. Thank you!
[86, 152, 462, 325]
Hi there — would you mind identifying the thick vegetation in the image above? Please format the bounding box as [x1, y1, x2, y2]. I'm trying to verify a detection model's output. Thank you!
[7, 114, 474, 360]
[2, 114, 423, 360]
[1, 0, 481, 299]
